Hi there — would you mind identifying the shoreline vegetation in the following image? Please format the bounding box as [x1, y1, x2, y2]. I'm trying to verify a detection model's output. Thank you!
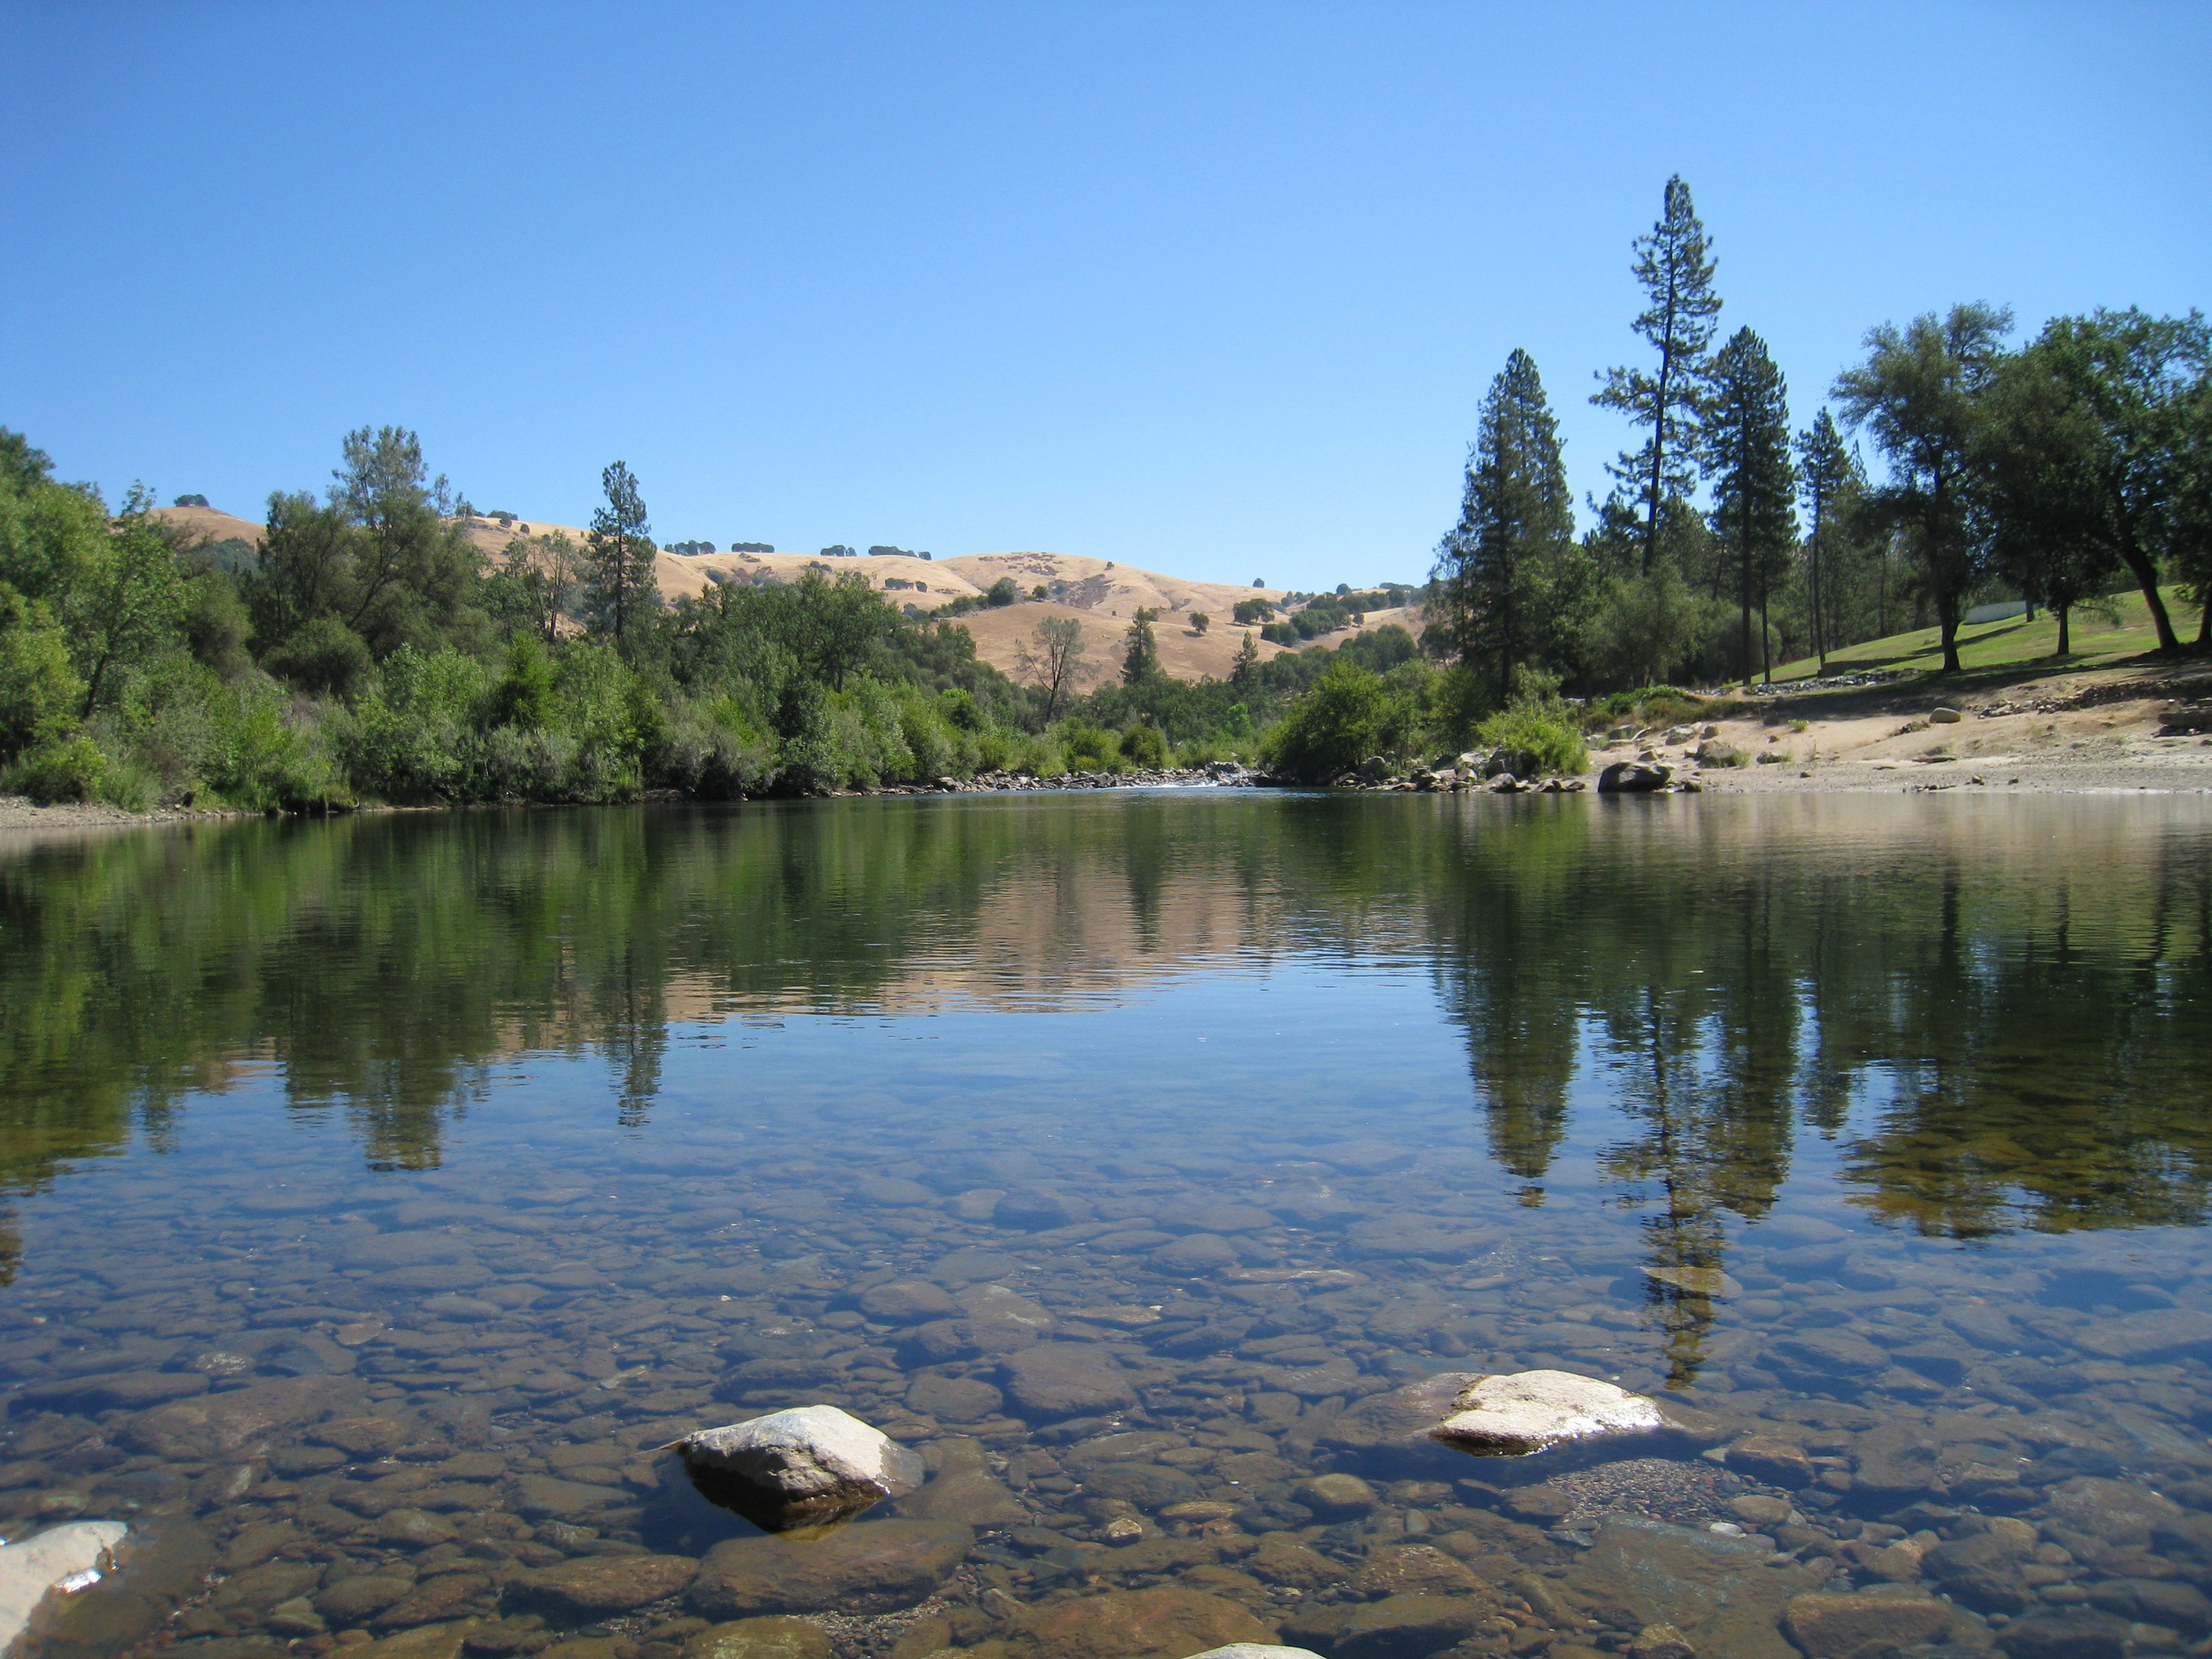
[5, 178, 2207, 818]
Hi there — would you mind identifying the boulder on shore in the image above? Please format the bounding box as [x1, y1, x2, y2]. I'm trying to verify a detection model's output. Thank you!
[1597, 760, 1673, 793]
[669, 1405, 924, 1532]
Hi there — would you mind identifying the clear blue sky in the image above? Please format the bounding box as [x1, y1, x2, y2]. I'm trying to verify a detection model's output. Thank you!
[5, 2, 2206, 592]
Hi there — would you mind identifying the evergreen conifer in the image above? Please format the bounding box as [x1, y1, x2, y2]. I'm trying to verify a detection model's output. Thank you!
[1705, 328, 1797, 682]
[1594, 176, 1723, 575]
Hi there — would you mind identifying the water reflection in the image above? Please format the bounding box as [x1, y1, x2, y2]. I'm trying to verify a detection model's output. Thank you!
[3, 796, 2208, 1256]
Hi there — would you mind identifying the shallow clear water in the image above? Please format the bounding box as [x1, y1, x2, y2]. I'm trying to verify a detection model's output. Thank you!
[1, 791, 2209, 1659]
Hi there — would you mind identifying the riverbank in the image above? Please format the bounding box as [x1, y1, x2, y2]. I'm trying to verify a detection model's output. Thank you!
[1616, 657, 2212, 796]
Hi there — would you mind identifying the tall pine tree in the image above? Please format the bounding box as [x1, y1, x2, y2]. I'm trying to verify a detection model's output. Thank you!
[1704, 328, 1797, 684]
[1428, 349, 1575, 705]
[1795, 409, 1862, 672]
[1594, 176, 1723, 575]
[1121, 607, 1160, 684]
[586, 460, 657, 644]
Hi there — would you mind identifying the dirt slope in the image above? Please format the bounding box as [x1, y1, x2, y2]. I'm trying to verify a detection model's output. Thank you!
[1603, 658, 2212, 794]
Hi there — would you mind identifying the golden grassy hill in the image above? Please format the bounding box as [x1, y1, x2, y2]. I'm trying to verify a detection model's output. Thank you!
[150, 505, 265, 547]
[452, 518, 993, 607]
[157, 507, 1328, 683]
[939, 551, 1285, 623]
[952, 599, 1291, 684]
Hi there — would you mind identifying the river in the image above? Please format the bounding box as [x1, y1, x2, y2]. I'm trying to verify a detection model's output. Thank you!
[1, 790, 2208, 1658]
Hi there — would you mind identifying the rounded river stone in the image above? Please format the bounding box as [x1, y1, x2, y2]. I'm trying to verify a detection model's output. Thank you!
[518, 1552, 701, 1614]
[905, 1372, 1004, 1423]
[859, 1281, 960, 1322]
[689, 1519, 974, 1617]
[1006, 1586, 1271, 1659]
[1001, 1345, 1136, 1418]
[685, 1616, 836, 1659]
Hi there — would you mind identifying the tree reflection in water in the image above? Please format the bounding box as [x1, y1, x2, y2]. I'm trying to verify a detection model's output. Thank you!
[0, 794, 2206, 1315]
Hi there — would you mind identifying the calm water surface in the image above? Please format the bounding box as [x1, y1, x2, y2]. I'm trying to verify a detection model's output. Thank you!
[1, 791, 2209, 1659]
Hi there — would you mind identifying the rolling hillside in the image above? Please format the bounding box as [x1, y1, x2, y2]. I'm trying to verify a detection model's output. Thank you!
[148, 504, 1387, 682]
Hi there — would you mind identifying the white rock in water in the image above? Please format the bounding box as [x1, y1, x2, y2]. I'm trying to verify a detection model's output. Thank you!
[1429, 1369, 1664, 1456]
[0, 1521, 128, 1653]
[672, 1405, 924, 1531]
[1185, 1647, 1328, 1659]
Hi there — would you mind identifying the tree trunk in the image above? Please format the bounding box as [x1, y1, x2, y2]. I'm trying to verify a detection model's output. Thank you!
[2056, 605, 2071, 657]
[1939, 590, 1963, 674]
[1740, 529, 1754, 689]
[1761, 593, 1771, 684]
[2113, 538, 2180, 651]
[1811, 532, 1826, 675]
[2199, 595, 2211, 646]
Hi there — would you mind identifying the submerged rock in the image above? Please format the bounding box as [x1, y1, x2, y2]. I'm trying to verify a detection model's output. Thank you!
[515, 1552, 701, 1614]
[689, 1519, 973, 1617]
[1565, 1517, 1816, 1659]
[1004, 1586, 1272, 1659]
[1317, 1371, 1485, 1452]
[1782, 1594, 1954, 1659]
[121, 1375, 367, 1460]
[1429, 1370, 1664, 1457]
[0, 1521, 129, 1654]
[684, 1615, 836, 1659]
[669, 1405, 924, 1532]
[1002, 1343, 1138, 1418]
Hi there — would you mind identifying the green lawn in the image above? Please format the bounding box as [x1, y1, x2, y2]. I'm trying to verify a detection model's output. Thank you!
[1771, 585, 2202, 682]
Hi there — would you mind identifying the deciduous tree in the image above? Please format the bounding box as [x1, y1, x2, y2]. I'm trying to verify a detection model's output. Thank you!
[2030, 308, 2210, 651]
[72, 485, 184, 716]
[1971, 341, 2116, 657]
[1833, 303, 2011, 673]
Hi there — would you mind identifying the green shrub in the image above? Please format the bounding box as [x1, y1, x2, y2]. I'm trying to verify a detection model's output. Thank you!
[1120, 722, 1168, 769]
[938, 687, 985, 731]
[182, 571, 254, 678]
[1424, 662, 1493, 750]
[1475, 705, 1589, 775]
[486, 635, 557, 730]
[3, 734, 106, 802]
[0, 583, 83, 762]
[1261, 655, 1418, 781]
[1006, 733, 1064, 777]
[95, 756, 159, 811]
[264, 615, 372, 698]
[1057, 718, 1123, 773]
